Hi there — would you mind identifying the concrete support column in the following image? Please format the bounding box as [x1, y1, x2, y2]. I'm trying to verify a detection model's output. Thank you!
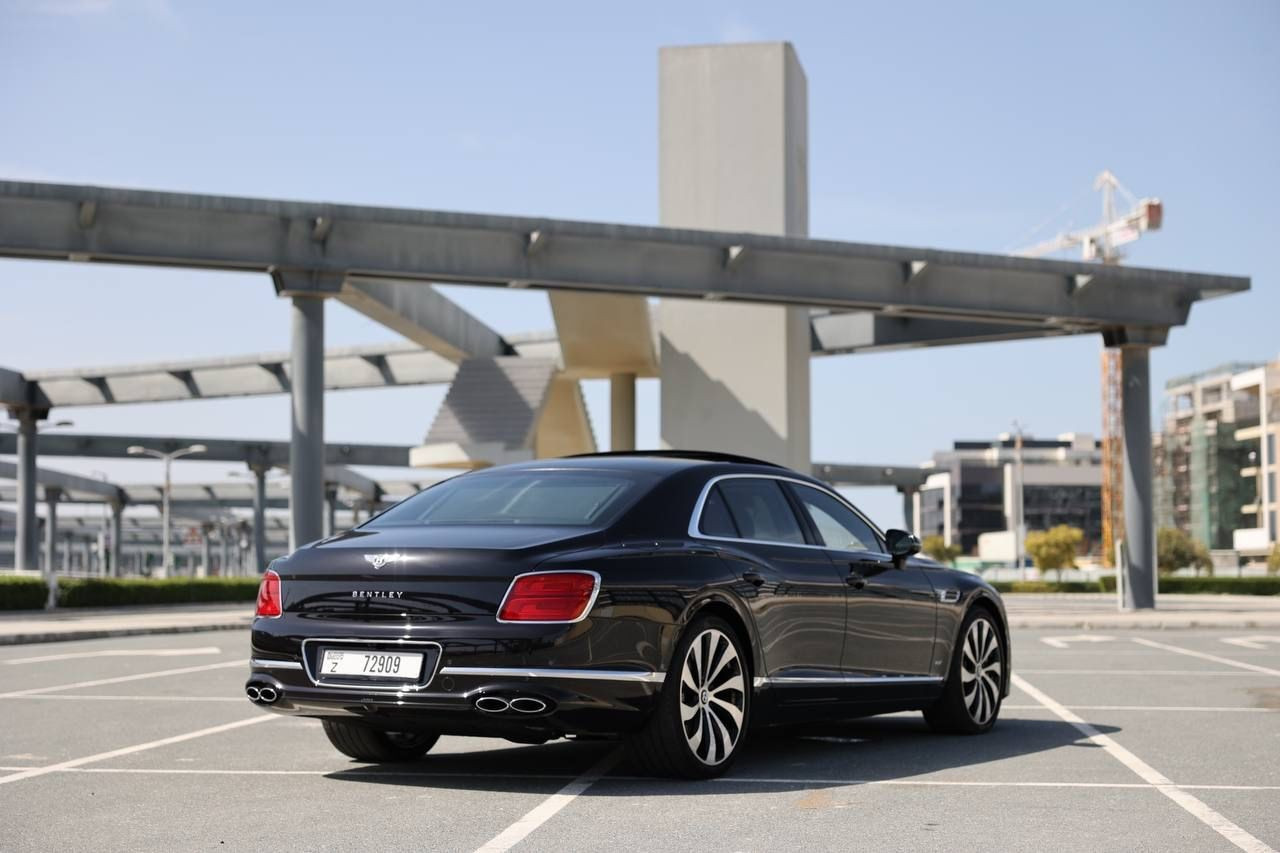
[900, 487, 918, 534]
[251, 465, 268, 571]
[201, 525, 213, 578]
[610, 373, 637, 451]
[43, 486, 60, 609]
[324, 486, 338, 538]
[658, 43, 811, 471]
[1119, 345, 1156, 609]
[219, 524, 229, 578]
[14, 409, 40, 572]
[289, 295, 326, 550]
[109, 502, 123, 578]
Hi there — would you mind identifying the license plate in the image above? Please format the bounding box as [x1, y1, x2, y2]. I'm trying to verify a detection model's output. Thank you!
[320, 649, 423, 680]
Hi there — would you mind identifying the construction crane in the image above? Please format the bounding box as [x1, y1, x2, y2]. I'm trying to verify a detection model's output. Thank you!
[1015, 171, 1163, 565]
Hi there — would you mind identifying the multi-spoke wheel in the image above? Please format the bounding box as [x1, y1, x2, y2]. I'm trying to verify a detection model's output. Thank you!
[679, 628, 747, 766]
[321, 719, 439, 762]
[629, 615, 751, 778]
[924, 608, 1005, 734]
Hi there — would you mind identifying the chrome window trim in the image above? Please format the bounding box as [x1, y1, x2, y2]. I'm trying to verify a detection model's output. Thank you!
[687, 473, 887, 553]
[759, 674, 944, 686]
[300, 637, 444, 693]
[495, 569, 602, 625]
[250, 658, 303, 671]
[439, 666, 666, 684]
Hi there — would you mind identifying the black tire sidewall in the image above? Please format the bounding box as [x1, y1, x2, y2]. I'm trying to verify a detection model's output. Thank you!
[660, 614, 751, 774]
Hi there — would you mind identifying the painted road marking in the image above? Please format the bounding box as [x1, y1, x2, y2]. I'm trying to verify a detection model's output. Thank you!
[1040, 635, 1116, 649]
[474, 749, 621, 853]
[1132, 638, 1280, 677]
[1003, 704, 1276, 713]
[0, 659, 245, 698]
[1013, 673, 1274, 853]
[0, 765, 1277, 794]
[1221, 636, 1280, 651]
[1015, 669, 1273, 676]
[3, 647, 223, 665]
[0, 693, 242, 702]
[0, 715, 275, 787]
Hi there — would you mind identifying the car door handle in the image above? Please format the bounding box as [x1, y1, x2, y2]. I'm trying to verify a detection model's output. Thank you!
[846, 571, 866, 590]
[742, 571, 766, 587]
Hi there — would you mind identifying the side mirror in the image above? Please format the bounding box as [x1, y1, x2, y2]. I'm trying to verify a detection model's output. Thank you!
[885, 529, 921, 561]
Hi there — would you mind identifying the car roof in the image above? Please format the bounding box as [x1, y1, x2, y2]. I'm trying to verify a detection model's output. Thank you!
[490, 451, 790, 476]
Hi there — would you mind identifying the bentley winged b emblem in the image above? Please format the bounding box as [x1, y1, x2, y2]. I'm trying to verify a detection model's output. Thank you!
[363, 553, 404, 570]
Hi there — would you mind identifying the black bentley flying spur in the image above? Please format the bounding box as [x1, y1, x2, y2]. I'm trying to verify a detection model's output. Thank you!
[247, 452, 1009, 778]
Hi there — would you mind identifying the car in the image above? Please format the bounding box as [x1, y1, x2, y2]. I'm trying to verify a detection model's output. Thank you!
[246, 451, 1010, 779]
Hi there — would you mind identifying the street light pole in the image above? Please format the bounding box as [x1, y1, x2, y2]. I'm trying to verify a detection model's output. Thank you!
[127, 444, 206, 579]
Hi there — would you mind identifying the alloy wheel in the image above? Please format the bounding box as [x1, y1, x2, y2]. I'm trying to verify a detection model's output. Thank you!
[961, 617, 1002, 726]
[679, 628, 746, 765]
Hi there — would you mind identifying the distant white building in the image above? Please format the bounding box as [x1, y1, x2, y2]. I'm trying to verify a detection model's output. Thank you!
[915, 433, 1101, 556]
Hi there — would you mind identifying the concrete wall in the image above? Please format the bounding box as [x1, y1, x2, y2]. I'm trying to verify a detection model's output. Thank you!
[658, 42, 812, 471]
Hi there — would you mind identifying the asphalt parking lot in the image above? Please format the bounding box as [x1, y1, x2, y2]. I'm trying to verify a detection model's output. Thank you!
[1, 628, 1277, 852]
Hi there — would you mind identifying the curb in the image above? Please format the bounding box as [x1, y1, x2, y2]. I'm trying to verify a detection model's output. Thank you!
[0, 620, 251, 647]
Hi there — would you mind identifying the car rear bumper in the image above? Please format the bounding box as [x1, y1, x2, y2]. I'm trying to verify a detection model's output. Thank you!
[246, 615, 670, 737]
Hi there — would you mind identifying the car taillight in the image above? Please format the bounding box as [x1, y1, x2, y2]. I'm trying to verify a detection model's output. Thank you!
[256, 570, 282, 618]
[497, 571, 599, 623]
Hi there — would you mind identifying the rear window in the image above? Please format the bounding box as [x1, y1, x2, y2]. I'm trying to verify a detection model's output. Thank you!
[367, 469, 651, 528]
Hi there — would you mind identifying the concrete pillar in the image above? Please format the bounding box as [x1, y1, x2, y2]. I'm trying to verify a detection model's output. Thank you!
[290, 295, 326, 549]
[251, 465, 268, 569]
[658, 43, 811, 471]
[14, 410, 40, 572]
[219, 524, 229, 578]
[900, 487, 918, 534]
[201, 525, 213, 578]
[1120, 346, 1156, 609]
[109, 502, 123, 578]
[43, 487, 60, 608]
[610, 373, 637, 451]
[324, 486, 338, 538]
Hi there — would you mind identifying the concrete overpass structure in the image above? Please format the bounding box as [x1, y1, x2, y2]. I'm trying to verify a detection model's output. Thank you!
[0, 43, 1250, 607]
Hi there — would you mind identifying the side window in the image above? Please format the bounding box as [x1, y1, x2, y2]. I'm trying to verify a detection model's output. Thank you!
[791, 485, 882, 552]
[698, 485, 739, 537]
[717, 478, 806, 545]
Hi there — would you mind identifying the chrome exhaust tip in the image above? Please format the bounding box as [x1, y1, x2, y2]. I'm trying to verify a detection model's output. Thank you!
[245, 686, 261, 702]
[509, 697, 548, 714]
[475, 696, 510, 713]
[258, 686, 278, 704]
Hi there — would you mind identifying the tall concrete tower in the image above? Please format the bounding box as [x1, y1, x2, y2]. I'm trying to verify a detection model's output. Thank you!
[658, 42, 811, 471]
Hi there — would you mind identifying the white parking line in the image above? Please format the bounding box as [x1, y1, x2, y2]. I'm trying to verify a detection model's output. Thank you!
[0, 659, 245, 698]
[1013, 673, 1274, 853]
[1131, 638, 1280, 677]
[474, 749, 620, 853]
[3, 647, 223, 665]
[1003, 704, 1275, 713]
[0, 715, 275, 787]
[1014, 669, 1273, 676]
[1, 693, 242, 703]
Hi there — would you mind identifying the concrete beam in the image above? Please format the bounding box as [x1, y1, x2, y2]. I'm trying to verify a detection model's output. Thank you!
[0, 181, 1247, 329]
[0, 460, 126, 503]
[812, 462, 929, 490]
[338, 277, 512, 362]
[810, 312, 1063, 354]
[0, 432, 412, 467]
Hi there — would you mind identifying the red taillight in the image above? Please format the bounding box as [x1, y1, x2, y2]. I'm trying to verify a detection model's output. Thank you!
[497, 572, 598, 623]
[256, 570, 282, 618]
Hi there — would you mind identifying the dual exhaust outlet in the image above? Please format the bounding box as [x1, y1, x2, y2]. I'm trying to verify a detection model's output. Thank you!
[475, 695, 550, 715]
[245, 684, 279, 704]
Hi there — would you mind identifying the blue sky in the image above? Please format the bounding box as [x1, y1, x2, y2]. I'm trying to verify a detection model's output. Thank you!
[2, 1, 1277, 528]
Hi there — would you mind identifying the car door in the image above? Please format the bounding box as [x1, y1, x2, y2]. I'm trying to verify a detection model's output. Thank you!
[786, 482, 938, 677]
[695, 476, 847, 681]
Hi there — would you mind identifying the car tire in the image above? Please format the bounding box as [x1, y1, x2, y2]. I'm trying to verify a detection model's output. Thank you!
[321, 719, 439, 762]
[628, 614, 751, 779]
[923, 606, 1005, 735]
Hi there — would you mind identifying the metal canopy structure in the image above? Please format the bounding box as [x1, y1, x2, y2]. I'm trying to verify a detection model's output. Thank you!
[0, 181, 1247, 330]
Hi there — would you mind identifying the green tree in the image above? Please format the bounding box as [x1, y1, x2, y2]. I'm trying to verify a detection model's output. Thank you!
[1157, 527, 1213, 575]
[921, 534, 962, 566]
[1025, 525, 1084, 583]
[1268, 542, 1280, 576]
